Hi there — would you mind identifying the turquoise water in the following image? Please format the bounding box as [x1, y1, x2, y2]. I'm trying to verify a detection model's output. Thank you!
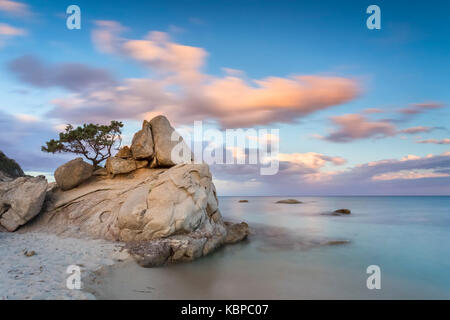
[95, 196, 450, 299]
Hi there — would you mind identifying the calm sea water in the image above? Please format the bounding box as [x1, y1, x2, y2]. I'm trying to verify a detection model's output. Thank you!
[93, 196, 450, 299]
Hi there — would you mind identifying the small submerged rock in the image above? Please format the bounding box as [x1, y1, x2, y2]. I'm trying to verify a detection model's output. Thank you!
[326, 240, 351, 246]
[238, 200, 248, 203]
[321, 208, 352, 216]
[334, 209, 351, 214]
[249, 223, 350, 252]
[276, 199, 302, 204]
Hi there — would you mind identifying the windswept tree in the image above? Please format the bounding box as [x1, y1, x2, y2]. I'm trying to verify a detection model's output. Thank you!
[42, 121, 124, 168]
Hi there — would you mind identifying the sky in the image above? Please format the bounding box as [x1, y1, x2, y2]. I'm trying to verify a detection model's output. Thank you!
[0, 0, 449, 195]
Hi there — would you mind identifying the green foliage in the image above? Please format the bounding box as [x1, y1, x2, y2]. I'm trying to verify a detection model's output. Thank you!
[42, 121, 123, 168]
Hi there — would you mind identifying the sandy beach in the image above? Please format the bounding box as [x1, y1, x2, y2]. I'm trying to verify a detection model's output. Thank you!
[0, 231, 128, 300]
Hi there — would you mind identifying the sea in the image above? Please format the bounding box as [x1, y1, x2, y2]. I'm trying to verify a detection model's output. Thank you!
[92, 196, 450, 299]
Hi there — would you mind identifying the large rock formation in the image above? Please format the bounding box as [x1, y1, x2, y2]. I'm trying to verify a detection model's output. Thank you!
[54, 158, 93, 191]
[26, 164, 246, 266]
[0, 176, 48, 231]
[0, 151, 24, 182]
[18, 115, 248, 267]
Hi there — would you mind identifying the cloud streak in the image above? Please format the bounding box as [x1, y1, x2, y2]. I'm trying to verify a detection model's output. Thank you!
[399, 102, 444, 115]
[417, 138, 450, 145]
[8, 55, 117, 92]
[0, 23, 26, 36]
[321, 114, 397, 142]
[0, 0, 30, 16]
[321, 113, 443, 143]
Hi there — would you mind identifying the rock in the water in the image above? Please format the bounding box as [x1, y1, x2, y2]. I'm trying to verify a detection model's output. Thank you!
[116, 146, 132, 159]
[105, 157, 148, 175]
[334, 209, 351, 214]
[131, 120, 154, 160]
[0, 151, 24, 181]
[276, 199, 302, 204]
[225, 221, 249, 243]
[127, 240, 172, 267]
[0, 175, 48, 231]
[149, 115, 192, 167]
[238, 200, 248, 203]
[326, 240, 351, 245]
[54, 158, 93, 191]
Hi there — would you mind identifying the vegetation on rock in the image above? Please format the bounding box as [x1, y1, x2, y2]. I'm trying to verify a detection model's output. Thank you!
[41, 121, 123, 168]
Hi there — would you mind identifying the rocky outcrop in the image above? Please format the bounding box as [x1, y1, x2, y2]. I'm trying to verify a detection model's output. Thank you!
[0, 151, 24, 182]
[11, 115, 248, 267]
[0, 176, 47, 231]
[130, 120, 154, 160]
[118, 164, 222, 241]
[54, 158, 93, 191]
[23, 163, 246, 266]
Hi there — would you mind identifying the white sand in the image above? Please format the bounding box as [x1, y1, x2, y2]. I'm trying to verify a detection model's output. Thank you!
[0, 231, 127, 300]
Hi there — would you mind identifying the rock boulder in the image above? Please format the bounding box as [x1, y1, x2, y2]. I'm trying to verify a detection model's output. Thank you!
[106, 157, 148, 175]
[54, 158, 93, 191]
[0, 175, 48, 231]
[131, 120, 154, 160]
[149, 115, 192, 167]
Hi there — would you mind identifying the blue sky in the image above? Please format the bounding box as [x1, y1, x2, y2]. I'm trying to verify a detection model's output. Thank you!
[0, 0, 449, 195]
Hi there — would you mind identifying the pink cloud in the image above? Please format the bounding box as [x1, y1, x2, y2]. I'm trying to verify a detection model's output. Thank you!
[322, 114, 397, 142]
[363, 108, 384, 114]
[399, 102, 445, 115]
[321, 111, 443, 143]
[372, 169, 450, 181]
[399, 126, 434, 134]
[417, 138, 450, 145]
[0, 0, 29, 16]
[278, 152, 347, 170]
[0, 23, 26, 36]
[71, 21, 360, 127]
